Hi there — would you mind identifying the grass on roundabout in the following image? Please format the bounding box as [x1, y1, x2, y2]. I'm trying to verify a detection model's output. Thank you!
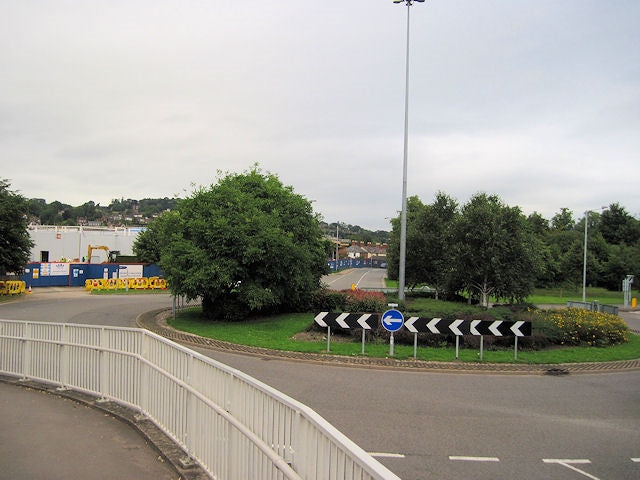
[168, 309, 640, 365]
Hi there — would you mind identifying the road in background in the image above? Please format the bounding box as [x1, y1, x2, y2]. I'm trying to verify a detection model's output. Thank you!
[0, 287, 171, 327]
[2, 289, 639, 479]
[620, 309, 640, 332]
[322, 268, 387, 291]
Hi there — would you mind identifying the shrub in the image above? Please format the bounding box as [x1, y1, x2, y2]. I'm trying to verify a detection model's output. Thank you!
[344, 289, 387, 314]
[309, 289, 347, 312]
[533, 308, 629, 347]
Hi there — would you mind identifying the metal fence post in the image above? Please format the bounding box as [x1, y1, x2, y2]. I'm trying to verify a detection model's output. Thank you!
[21, 322, 32, 380]
[140, 332, 150, 415]
[59, 324, 69, 389]
[98, 327, 108, 401]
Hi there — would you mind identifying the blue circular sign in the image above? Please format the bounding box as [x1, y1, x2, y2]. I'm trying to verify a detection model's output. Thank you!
[381, 309, 404, 332]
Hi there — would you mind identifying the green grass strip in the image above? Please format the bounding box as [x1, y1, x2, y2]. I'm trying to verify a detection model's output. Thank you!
[168, 310, 640, 364]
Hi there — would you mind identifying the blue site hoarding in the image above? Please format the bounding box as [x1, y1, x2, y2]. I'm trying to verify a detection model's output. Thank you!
[21, 263, 163, 288]
[327, 258, 387, 272]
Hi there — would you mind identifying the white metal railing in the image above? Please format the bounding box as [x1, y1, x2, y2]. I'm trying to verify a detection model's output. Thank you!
[0, 319, 400, 480]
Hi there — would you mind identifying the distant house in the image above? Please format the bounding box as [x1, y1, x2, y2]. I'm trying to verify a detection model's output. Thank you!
[346, 241, 388, 261]
[346, 241, 369, 259]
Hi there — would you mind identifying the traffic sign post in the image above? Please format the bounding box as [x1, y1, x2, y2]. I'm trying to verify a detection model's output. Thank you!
[404, 317, 532, 360]
[314, 312, 378, 353]
[382, 308, 405, 356]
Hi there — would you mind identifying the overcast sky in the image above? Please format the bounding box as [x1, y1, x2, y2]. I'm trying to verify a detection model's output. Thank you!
[2, 1, 638, 230]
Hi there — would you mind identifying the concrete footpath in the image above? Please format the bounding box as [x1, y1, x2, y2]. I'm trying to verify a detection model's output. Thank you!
[0, 378, 208, 480]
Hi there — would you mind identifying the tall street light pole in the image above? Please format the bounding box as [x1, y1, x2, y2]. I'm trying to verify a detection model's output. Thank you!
[394, 0, 424, 301]
[582, 210, 589, 303]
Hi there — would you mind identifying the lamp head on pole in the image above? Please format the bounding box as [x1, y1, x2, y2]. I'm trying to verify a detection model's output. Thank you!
[394, 0, 425, 5]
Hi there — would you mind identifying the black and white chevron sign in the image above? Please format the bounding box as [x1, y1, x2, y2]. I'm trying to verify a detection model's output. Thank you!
[404, 317, 531, 337]
[314, 312, 378, 330]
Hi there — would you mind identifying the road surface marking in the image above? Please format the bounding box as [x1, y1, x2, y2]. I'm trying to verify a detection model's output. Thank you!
[368, 452, 405, 459]
[355, 270, 370, 288]
[449, 456, 500, 462]
[631, 458, 640, 462]
[543, 459, 599, 480]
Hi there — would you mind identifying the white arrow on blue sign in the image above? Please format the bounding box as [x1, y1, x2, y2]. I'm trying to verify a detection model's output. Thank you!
[381, 309, 404, 332]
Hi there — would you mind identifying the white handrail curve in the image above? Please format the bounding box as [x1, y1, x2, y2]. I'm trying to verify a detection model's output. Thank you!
[0, 319, 400, 480]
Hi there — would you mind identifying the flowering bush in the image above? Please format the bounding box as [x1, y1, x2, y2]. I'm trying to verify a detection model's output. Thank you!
[344, 289, 387, 314]
[533, 308, 629, 347]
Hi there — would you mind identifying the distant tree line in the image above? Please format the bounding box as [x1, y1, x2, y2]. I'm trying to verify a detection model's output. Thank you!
[23, 195, 389, 243]
[387, 192, 640, 306]
[25, 197, 178, 225]
[319, 221, 390, 245]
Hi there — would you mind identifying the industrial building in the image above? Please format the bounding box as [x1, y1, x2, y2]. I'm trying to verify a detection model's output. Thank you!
[21, 225, 160, 288]
[27, 225, 144, 263]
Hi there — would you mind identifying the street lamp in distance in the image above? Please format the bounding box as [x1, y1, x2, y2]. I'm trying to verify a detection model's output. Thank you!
[582, 206, 607, 302]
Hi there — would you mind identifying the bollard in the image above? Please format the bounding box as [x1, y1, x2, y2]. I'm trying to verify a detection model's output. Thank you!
[633, 298, 637, 308]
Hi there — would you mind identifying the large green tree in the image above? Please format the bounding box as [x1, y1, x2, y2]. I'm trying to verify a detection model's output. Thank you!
[0, 180, 34, 275]
[386, 196, 427, 286]
[132, 211, 172, 263]
[418, 192, 458, 299]
[600, 203, 640, 246]
[449, 193, 540, 306]
[143, 168, 329, 320]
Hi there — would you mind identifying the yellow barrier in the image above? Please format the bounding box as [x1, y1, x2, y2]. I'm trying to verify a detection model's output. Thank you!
[0, 280, 26, 295]
[85, 277, 168, 292]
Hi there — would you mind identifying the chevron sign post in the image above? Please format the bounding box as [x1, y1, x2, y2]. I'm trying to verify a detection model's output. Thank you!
[404, 318, 531, 337]
[314, 312, 378, 353]
[404, 317, 532, 360]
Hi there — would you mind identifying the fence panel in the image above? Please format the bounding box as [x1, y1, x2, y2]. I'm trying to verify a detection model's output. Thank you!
[0, 319, 400, 480]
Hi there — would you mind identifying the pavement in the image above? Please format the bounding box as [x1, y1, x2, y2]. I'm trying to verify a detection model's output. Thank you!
[0, 376, 209, 480]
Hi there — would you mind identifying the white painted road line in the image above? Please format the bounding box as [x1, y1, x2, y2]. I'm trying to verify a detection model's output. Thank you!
[368, 452, 406, 459]
[543, 459, 600, 480]
[355, 270, 369, 288]
[632, 458, 640, 463]
[449, 456, 500, 462]
[543, 459, 591, 464]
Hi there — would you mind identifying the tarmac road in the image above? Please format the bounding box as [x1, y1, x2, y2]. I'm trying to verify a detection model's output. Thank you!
[322, 267, 387, 291]
[2, 285, 640, 480]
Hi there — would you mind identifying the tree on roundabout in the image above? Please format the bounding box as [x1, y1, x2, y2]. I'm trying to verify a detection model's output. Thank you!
[134, 166, 330, 320]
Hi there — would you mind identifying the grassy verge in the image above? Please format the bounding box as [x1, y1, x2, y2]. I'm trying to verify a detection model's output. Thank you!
[169, 309, 640, 364]
[526, 287, 624, 305]
[383, 281, 628, 305]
